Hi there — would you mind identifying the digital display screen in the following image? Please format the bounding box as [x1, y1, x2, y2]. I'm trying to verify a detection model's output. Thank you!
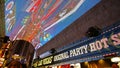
[5, 0, 16, 35]
[5, 0, 101, 49]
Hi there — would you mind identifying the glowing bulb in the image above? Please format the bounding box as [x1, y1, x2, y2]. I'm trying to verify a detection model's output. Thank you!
[111, 57, 120, 62]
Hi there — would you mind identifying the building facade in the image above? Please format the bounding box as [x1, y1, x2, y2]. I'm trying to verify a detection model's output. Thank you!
[36, 0, 120, 57]
[34, 0, 120, 68]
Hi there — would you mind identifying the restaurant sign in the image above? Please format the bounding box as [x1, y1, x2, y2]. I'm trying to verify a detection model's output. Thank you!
[33, 23, 120, 67]
[54, 32, 120, 61]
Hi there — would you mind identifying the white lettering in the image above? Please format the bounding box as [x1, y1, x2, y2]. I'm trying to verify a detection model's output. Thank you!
[101, 38, 109, 48]
[70, 45, 88, 57]
[83, 45, 88, 53]
[95, 41, 102, 50]
[89, 42, 97, 52]
[70, 49, 76, 57]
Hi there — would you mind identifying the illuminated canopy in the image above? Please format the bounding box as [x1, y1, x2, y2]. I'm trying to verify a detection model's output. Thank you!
[5, 0, 101, 49]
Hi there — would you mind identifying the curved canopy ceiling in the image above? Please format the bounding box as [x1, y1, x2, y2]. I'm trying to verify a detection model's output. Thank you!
[5, 0, 101, 49]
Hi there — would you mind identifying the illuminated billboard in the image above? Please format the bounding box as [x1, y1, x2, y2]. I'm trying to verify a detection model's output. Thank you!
[5, 0, 101, 49]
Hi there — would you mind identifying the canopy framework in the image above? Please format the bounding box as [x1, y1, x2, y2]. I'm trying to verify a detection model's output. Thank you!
[0, 0, 5, 37]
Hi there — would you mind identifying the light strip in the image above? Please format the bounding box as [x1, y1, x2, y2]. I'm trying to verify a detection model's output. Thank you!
[26, 0, 39, 12]
[39, 51, 52, 58]
[13, 25, 25, 40]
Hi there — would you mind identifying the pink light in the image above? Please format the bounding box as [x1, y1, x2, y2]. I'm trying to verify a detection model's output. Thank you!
[26, 0, 42, 12]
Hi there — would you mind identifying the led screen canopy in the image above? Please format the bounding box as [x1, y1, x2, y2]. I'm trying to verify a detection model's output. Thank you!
[5, 0, 101, 49]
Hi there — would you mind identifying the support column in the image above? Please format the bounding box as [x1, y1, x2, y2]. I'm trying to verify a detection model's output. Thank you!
[0, 0, 5, 37]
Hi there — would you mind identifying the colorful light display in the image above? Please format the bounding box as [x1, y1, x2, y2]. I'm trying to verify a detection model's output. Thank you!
[5, 0, 101, 49]
[5, 0, 16, 34]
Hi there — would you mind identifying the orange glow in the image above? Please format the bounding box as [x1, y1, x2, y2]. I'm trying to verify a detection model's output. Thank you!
[98, 59, 105, 64]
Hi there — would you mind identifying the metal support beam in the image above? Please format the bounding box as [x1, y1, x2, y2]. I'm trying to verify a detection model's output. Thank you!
[0, 0, 5, 37]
